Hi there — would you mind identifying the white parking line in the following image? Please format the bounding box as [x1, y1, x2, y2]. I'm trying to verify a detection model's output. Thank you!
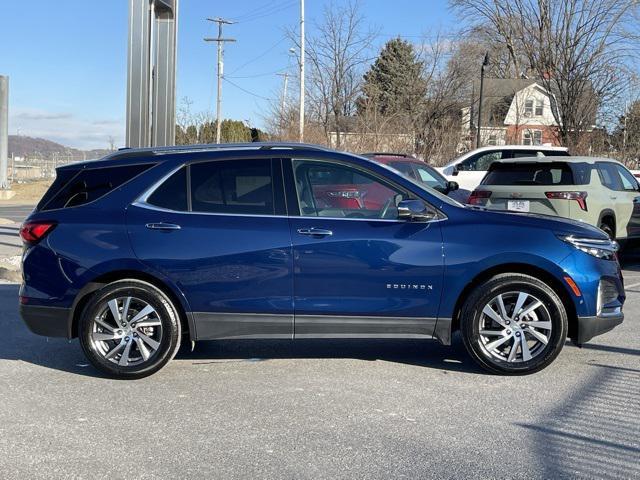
[625, 281, 640, 290]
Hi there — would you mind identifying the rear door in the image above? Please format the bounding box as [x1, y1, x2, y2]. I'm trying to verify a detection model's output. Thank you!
[127, 158, 294, 339]
[609, 163, 640, 238]
[285, 157, 444, 338]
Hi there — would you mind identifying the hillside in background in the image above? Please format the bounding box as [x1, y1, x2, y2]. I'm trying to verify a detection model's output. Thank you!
[8, 135, 111, 161]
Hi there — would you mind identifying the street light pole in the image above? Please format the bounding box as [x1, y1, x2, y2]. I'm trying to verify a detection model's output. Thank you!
[298, 0, 305, 142]
[277, 72, 289, 128]
[476, 52, 489, 149]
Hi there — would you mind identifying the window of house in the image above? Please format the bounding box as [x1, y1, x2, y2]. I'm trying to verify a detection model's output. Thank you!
[535, 99, 544, 116]
[487, 134, 497, 146]
[523, 130, 542, 146]
[524, 99, 534, 116]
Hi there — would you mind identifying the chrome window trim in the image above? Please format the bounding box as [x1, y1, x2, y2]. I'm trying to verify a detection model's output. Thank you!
[134, 160, 447, 224]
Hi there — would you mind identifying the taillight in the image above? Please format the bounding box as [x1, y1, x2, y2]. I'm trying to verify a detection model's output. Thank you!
[19, 221, 56, 244]
[468, 190, 491, 205]
[545, 191, 588, 211]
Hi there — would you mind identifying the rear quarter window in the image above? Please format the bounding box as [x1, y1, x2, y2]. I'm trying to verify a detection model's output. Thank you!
[482, 162, 579, 186]
[40, 163, 154, 211]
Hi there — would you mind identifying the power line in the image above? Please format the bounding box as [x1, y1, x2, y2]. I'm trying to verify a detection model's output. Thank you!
[226, 36, 287, 76]
[223, 77, 271, 101]
[233, 0, 297, 23]
[226, 68, 288, 79]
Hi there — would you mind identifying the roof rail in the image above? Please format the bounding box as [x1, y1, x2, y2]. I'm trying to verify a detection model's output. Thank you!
[361, 152, 410, 158]
[107, 142, 331, 159]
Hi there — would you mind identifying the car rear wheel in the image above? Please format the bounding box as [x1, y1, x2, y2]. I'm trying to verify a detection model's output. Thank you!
[79, 280, 181, 379]
[599, 221, 615, 240]
[460, 273, 568, 375]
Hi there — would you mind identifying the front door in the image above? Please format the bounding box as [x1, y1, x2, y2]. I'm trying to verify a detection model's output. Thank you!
[612, 163, 640, 238]
[127, 158, 294, 339]
[285, 158, 444, 338]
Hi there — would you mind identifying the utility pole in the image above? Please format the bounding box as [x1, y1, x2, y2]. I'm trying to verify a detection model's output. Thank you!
[476, 52, 489, 149]
[0, 76, 8, 189]
[205, 18, 235, 144]
[277, 72, 289, 127]
[299, 0, 305, 142]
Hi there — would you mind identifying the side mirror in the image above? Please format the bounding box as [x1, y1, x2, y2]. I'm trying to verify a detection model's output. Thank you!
[447, 181, 459, 193]
[397, 200, 436, 221]
[452, 165, 460, 176]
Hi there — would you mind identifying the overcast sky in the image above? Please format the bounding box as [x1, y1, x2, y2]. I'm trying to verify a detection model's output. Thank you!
[1, 0, 454, 150]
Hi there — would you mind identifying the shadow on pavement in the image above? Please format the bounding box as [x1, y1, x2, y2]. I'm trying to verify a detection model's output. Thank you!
[0, 284, 484, 378]
[181, 334, 483, 374]
[519, 363, 640, 479]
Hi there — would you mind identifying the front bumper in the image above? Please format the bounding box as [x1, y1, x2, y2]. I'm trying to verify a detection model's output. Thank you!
[575, 313, 624, 345]
[20, 304, 72, 338]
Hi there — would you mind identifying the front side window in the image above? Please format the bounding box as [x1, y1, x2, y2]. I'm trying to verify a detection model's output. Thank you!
[190, 159, 274, 215]
[614, 164, 639, 191]
[459, 151, 504, 171]
[414, 165, 447, 189]
[293, 160, 406, 220]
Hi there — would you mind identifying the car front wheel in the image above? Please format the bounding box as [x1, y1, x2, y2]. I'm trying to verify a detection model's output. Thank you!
[460, 273, 568, 375]
[79, 279, 182, 379]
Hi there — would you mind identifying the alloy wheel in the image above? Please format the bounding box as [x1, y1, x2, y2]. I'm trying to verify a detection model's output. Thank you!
[90, 296, 163, 367]
[477, 291, 552, 363]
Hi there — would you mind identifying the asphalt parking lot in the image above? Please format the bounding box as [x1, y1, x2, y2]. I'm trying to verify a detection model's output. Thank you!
[0, 208, 638, 479]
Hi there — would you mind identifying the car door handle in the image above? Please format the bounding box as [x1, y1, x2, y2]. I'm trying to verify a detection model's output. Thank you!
[610, 196, 617, 200]
[297, 228, 333, 237]
[145, 222, 181, 231]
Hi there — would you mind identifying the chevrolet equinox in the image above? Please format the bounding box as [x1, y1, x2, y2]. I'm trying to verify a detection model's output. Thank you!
[19, 143, 625, 379]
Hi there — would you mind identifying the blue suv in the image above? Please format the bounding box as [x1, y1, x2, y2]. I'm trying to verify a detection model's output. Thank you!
[19, 143, 624, 378]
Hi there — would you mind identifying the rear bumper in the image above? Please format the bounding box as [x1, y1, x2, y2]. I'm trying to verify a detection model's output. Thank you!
[20, 304, 72, 338]
[575, 313, 624, 344]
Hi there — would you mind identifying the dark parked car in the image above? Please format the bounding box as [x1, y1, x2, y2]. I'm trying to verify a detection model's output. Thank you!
[20, 143, 624, 379]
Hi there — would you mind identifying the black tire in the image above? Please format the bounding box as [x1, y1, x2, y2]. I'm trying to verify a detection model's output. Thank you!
[79, 279, 181, 379]
[460, 273, 568, 375]
[599, 221, 615, 240]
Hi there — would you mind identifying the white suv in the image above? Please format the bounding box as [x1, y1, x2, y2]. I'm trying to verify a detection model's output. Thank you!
[437, 145, 570, 199]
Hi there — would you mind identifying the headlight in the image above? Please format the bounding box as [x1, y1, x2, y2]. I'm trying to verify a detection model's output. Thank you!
[559, 235, 619, 260]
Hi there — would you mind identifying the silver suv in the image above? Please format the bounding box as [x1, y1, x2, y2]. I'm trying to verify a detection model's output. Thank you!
[468, 156, 640, 240]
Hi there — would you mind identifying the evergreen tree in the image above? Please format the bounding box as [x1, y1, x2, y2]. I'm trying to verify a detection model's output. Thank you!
[221, 119, 251, 143]
[359, 38, 427, 120]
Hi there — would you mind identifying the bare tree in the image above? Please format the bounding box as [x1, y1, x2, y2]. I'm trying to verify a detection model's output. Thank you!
[451, 0, 640, 150]
[288, 1, 377, 148]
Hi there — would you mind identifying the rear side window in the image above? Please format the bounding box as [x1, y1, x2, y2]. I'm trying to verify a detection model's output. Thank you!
[482, 162, 577, 186]
[36, 168, 81, 211]
[190, 159, 274, 215]
[147, 167, 188, 211]
[41, 163, 153, 211]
